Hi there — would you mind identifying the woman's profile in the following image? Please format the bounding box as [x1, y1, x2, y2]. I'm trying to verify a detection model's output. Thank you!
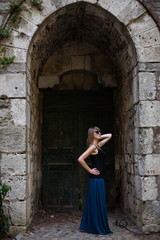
[78, 126, 113, 235]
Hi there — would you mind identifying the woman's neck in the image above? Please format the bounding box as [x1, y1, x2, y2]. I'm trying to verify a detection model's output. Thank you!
[92, 140, 98, 146]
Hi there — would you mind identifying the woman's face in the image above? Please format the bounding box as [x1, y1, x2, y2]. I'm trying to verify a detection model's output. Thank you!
[93, 129, 101, 140]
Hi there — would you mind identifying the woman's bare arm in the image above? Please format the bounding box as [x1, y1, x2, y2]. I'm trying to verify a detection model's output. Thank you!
[78, 145, 100, 175]
[98, 134, 112, 147]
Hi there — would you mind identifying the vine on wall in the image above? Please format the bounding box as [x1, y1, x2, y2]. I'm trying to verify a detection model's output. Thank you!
[0, 0, 43, 67]
[0, 27, 11, 40]
[0, 47, 15, 68]
[0, 0, 43, 39]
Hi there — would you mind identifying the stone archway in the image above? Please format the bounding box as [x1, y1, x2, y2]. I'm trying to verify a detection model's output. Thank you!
[0, 0, 160, 234]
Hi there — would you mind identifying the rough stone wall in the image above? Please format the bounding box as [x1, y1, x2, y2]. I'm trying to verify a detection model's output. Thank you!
[117, 12, 160, 231]
[0, 0, 10, 27]
[26, 72, 42, 228]
[0, 1, 42, 233]
[113, 52, 141, 227]
[0, 72, 28, 234]
[110, 1, 160, 232]
[140, 0, 160, 28]
[0, 0, 160, 234]
[135, 62, 160, 232]
[0, 58, 42, 234]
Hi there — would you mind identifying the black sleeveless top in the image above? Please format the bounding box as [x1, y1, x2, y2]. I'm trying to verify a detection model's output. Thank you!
[89, 147, 106, 179]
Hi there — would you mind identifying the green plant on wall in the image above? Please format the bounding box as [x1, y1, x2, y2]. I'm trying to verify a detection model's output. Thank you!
[8, 0, 28, 24]
[0, 27, 12, 40]
[9, 0, 26, 11]
[0, 47, 15, 68]
[0, 183, 11, 237]
[8, 0, 43, 25]
[0, 56, 15, 68]
[30, 0, 43, 10]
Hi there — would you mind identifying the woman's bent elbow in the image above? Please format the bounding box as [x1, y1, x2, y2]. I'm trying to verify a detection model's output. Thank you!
[78, 157, 82, 162]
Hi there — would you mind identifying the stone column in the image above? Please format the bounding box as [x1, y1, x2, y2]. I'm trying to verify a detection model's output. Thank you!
[0, 72, 28, 233]
[135, 65, 160, 232]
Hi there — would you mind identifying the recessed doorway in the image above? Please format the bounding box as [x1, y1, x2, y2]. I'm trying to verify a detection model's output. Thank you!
[42, 89, 115, 211]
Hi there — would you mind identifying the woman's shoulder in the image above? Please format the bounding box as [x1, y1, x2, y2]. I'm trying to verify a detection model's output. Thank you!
[89, 144, 99, 155]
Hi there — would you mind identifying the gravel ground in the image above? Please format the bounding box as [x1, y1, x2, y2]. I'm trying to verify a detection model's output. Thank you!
[2, 209, 160, 240]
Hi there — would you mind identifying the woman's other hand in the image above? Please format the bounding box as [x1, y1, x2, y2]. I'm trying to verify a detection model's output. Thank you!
[90, 168, 100, 175]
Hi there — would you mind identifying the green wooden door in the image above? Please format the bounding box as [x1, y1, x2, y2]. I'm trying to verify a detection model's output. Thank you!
[42, 92, 78, 211]
[42, 90, 115, 210]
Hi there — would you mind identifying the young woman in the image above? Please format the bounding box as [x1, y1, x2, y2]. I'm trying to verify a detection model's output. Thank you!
[78, 126, 113, 235]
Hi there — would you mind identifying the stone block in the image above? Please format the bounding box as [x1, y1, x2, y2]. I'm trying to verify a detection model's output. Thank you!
[0, 126, 26, 153]
[139, 72, 156, 100]
[7, 63, 26, 73]
[133, 27, 160, 48]
[142, 177, 158, 201]
[136, 46, 160, 62]
[1, 153, 26, 176]
[21, 1, 49, 26]
[138, 62, 160, 72]
[3, 47, 27, 63]
[14, 15, 37, 37]
[0, 2, 10, 10]
[47, 0, 68, 12]
[2, 30, 31, 50]
[108, 0, 131, 18]
[10, 99, 26, 125]
[138, 101, 160, 127]
[143, 154, 160, 176]
[2, 176, 27, 200]
[10, 200, 27, 225]
[135, 128, 153, 154]
[0, 74, 26, 98]
[142, 201, 160, 226]
[117, 0, 145, 25]
[127, 13, 156, 37]
[98, 0, 112, 10]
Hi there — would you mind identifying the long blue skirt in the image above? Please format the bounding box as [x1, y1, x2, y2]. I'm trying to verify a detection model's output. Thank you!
[79, 178, 113, 235]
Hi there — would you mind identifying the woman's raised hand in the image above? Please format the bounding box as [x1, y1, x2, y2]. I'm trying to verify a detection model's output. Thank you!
[90, 168, 100, 175]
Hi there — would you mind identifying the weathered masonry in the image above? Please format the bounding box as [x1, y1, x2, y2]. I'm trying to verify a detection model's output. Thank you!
[0, 0, 160, 235]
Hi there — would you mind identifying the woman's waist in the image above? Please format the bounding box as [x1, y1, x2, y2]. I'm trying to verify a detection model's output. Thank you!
[89, 172, 104, 179]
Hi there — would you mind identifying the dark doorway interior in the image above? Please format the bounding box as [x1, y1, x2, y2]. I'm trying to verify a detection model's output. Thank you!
[42, 89, 115, 211]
